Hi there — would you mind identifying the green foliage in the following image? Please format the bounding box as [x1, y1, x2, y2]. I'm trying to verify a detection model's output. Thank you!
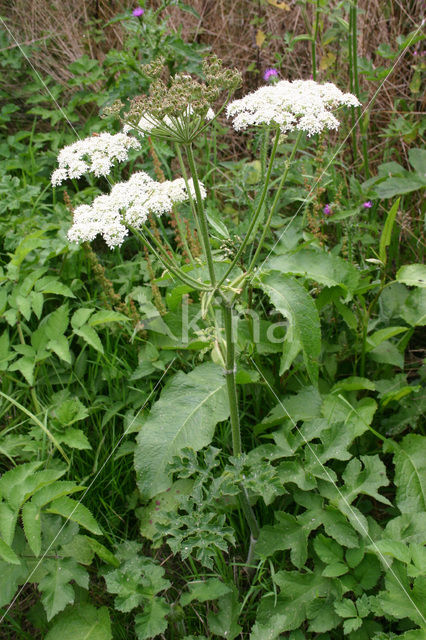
[103, 542, 170, 639]
[45, 604, 112, 640]
[1, 3, 425, 638]
[258, 273, 321, 383]
[134, 362, 230, 499]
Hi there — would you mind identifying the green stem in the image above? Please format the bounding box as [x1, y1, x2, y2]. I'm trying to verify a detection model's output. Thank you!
[222, 304, 260, 556]
[222, 304, 241, 456]
[348, 4, 357, 162]
[174, 142, 203, 243]
[186, 143, 217, 286]
[214, 129, 281, 292]
[351, 0, 369, 178]
[312, 0, 320, 80]
[131, 226, 210, 291]
[245, 131, 303, 278]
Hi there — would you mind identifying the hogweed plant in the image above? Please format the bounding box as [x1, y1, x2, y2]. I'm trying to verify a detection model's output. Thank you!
[43, 55, 426, 639]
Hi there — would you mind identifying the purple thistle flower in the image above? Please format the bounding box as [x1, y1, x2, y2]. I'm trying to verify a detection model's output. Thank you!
[132, 7, 144, 17]
[363, 201, 372, 209]
[323, 204, 332, 216]
[264, 68, 278, 82]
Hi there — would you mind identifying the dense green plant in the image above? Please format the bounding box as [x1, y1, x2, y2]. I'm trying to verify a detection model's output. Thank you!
[0, 3, 425, 639]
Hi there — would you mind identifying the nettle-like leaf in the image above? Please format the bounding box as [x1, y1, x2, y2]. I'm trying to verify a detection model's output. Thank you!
[384, 434, 426, 514]
[45, 604, 112, 640]
[257, 273, 321, 384]
[135, 362, 229, 499]
[0, 461, 100, 569]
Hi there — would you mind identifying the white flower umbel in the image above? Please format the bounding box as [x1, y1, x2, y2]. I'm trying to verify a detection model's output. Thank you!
[68, 171, 205, 249]
[51, 132, 141, 185]
[226, 80, 360, 136]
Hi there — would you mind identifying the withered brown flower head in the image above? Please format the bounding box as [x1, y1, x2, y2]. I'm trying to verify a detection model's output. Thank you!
[122, 55, 242, 143]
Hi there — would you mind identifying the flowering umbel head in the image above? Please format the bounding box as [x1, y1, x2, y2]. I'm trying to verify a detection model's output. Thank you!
[122, 55, 242, 143]
[227, 79, 360, 136]
[68, 172, 206, 249]
[51, 132, 140, 185]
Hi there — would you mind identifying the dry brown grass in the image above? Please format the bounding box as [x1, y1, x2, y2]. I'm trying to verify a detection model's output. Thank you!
[3, 0, 424, 159]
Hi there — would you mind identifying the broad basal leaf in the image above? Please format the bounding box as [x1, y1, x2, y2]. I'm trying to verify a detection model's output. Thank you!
[135, 362, 229, 499]
[257, 274, 321, 384]
[45, 604, 112, 640]
[74, 325, 104, 354]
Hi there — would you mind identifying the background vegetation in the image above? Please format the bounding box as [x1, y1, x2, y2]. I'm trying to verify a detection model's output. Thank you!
[0, 1, 424, 638]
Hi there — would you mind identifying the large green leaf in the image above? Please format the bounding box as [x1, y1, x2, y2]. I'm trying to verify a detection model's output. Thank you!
[207, 586, 242, 640]
[376, 562, 426, 628]
[267, 248, 360, 293]
[255, 512, 309, 568]
[375, 175, 426, 198]
[134, 599, 169, 640]
[385, 434, 426, 513]
[257, 274, 321, 384]
[46, 497, 102, 535]
[250, 570, 335, 639]
[45, 604, 112, 640]
[397, 264, 426, 288]
[181, 579, 231, 607]
[135, 362, 229, 499]
[39, 557, 88, 620]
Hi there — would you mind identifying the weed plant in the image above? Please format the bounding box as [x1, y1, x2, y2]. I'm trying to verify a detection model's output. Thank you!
[0, 2, 425, 639]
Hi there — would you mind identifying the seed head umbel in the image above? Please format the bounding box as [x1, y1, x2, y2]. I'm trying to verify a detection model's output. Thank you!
[122, 55, 242, 143]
